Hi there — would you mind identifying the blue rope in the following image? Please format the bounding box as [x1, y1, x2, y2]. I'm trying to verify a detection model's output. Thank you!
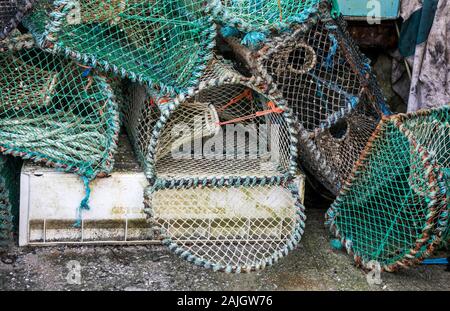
[330, 239, 343, 250]
[241, 31, 266, 49]
[73, 176, 91, 228]
[325, 34, 338, 69]
[221, 26, 240, 38]
[422, 257, 449, 265]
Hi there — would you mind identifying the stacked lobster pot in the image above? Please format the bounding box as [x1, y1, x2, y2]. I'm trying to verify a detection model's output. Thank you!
[216, 0, 390, 195]
[0, 155, 21, 244]
[2, 0, 220, 224]
[122, 57, 306, 273]
[23, 0, 217, 95]
[0, 0, 35, 40]
[326, 105, 450, 271]
[0, 32, 121, 223]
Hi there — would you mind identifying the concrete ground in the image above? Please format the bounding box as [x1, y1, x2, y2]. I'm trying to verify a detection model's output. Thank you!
[1, 207, 449, 291]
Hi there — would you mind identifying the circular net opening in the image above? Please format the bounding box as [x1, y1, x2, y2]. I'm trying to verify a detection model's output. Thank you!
[287, 43, 316, 75]
[329, 119, 348, 140]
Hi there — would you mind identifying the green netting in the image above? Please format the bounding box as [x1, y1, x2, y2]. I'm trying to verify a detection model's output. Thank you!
[0, 33, 120, 218]
[211, 0, 321, 35]
[0, 0, 35, 40]
[0, 155, 20, 244]
[23, 0, 216, 95]
[326, 105, 450, 271]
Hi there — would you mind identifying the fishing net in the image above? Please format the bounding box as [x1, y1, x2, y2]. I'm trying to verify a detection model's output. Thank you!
[222, 3, 389, 194]
[123, 57, 304, 272]
[299, 101, 381, 195]
[0, 155, 21, 244]
[0, 0, 35, 40]
[0, 33, 120, 219]
[326, 105, 450, 271]
[211, 0, 320, 37]
[122, 57, 298, 180]
[23, 0, 216, 95]
[146, 177, 305, 273]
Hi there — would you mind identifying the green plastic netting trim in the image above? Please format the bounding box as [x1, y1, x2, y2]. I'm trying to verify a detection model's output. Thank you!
[209, 0, 321, 34]
[23, 0, 217, 96]
[0, 38, 120, 180]
[326, 105, 450, 272]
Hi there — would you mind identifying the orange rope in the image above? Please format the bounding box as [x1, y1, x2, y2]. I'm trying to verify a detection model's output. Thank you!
[217, 89, 253, 112]
[217, 101, 284, 126]
[278, 0, 283, 22]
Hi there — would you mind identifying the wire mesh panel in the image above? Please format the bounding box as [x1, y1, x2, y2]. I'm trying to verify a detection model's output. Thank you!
[222, 3, 389, 194]
[326, 106, 450, 271]
[145, 177, 305, 272]
[0, 155, 20, 244]
[211, 0, 320, 34]
[123, 57, 298, 181]
[0, 34, 120, 181]
[0, 0, 35, 40]
[23, 0, 216, 95]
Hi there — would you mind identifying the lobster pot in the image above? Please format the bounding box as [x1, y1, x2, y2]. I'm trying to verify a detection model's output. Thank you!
[145, 177, 305, 272]
[326, 106, 450, 272]
[123, 58, 303, 272]
[299, 102, 381, 195]
[0, 0, 35, 40]
[0, 155, 21, 244]
[223, 3, 388, 194]
[259, 14, 388, 134]
[23, 0, 216, 95]
[0, 42, 120, 180]
[122, 58, 298, 181]
[211, 0, 320, 36]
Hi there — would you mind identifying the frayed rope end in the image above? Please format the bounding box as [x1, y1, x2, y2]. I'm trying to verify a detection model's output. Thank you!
[221, 26, 240, 38]
[73, 176, 91, 228]
[241, 31, 266, 50]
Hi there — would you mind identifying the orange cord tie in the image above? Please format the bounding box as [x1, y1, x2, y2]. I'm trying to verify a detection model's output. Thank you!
[157, 97, 170, 105]
[278, 0, 283, 22]
[217, 101, 284, 126]
[217, 89, 253, 112]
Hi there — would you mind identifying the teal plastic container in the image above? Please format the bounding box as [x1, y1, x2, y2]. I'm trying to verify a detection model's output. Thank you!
[337, 0, 400, 20]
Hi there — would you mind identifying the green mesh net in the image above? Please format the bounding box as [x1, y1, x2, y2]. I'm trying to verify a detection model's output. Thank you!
[0, 155, 21, 244]
[326, 105, 450, 271]
[0, 0, 35, 40]
[23, 0, 216, 95]
[0, 33, 120, 221]
[211, 0, 320, 36]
